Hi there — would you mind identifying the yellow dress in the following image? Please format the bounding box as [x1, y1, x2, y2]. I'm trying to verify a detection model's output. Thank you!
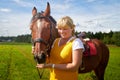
[49, 38, 78, 80]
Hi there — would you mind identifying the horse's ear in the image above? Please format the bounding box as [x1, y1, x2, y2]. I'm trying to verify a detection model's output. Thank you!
[43, 2, 50, 16]
[32, 7, 37, 16]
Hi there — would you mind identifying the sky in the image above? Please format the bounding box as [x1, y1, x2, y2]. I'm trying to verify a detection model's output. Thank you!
[0, 0, 120, 36]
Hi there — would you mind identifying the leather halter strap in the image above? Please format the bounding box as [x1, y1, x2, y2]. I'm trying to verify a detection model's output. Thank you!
[31, 38, 48, 46]
[31, 12, 54, 48]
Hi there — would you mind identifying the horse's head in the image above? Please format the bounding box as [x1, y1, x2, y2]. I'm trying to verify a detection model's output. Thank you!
[30, 2, 58, 63]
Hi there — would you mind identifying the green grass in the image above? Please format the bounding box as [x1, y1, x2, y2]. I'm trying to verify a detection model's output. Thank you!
[0, 43, 120, 80]
[104, 45, 120, 80]
[0, 43, 49, 80]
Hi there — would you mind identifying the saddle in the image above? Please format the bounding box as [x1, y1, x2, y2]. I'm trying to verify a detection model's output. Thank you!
[83, 40, 97, 56]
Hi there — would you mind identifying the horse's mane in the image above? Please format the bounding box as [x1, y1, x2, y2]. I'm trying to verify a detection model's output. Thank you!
[30, 12, 43, 22]
[49, 16, 56, 24]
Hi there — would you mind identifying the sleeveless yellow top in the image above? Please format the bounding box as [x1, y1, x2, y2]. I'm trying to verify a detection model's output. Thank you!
[49, 38, 78, 80]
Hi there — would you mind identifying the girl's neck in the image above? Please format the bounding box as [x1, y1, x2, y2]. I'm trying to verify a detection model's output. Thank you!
[61, 36, 72, 41]
[59, 36, 72, 46]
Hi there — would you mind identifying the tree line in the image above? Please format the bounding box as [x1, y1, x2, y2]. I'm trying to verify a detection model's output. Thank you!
[0, 31, 120, 46]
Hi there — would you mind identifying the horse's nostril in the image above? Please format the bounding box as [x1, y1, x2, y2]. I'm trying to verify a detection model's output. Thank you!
[41, 53, 46, 59]
[38, 53, 46, 59]
[34, 53, 46, 64]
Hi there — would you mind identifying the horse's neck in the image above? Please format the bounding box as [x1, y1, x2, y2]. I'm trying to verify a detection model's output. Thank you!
[49, 16, 60, 40]
[52, 25, 59, 38]
[50, 19, 60, 38]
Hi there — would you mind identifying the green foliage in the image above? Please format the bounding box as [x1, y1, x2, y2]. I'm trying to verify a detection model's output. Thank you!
[86, 32, 94, 39]
[79, 31, 120, 46]
[94, 32, 104, 40]
[111, 32, 120, 46]
[0, 30, 120, 46]
[15, 34, 31, 43]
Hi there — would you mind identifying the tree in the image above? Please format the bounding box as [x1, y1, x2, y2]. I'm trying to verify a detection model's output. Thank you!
[111, 32, 120, 46]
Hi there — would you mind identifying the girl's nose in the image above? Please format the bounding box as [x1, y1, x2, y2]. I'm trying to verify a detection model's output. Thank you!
[60, 29, 64, 33]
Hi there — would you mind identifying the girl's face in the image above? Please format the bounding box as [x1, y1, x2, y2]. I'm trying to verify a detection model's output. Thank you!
[58, 27, 73, 39]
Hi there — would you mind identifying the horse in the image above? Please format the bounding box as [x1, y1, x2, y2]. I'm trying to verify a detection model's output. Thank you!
[30, 2, 109, 80]
[30, 2, 60, 63]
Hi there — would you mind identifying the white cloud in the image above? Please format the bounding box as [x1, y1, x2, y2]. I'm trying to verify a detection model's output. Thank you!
[52, 4, 70, 11]
[51, 3, 120, 33]
[86, 0, 97, 2]
[0, 13, 32, 36]
[75, 13, 120, 33]
[0, 0, 120, 36]
[12, 0, 33, 7]
[0, 19, 9, 23]
[0, 8, 11, 12]
[64, 0, 75, 3]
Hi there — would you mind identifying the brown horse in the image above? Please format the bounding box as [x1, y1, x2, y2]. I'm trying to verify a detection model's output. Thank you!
[30, 2, 60, 63]
[30, 2, 109, 80]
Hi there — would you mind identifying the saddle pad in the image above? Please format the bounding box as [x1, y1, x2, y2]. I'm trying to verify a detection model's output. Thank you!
[83, 41, 97, 56]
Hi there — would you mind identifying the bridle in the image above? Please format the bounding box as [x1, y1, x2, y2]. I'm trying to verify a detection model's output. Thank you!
[31, 12, 56, 63]
[30, 3, 58, 79]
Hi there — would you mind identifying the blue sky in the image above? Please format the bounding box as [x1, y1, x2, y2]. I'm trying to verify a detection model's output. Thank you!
[0, 0, 120, 36]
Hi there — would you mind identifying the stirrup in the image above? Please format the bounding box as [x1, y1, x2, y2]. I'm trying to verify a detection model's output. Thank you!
[80, 62, 85, 70]
[80, 66, 85, 70]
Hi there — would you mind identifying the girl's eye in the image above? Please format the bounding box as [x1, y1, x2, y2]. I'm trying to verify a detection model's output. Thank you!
[59, 28, 67, 30]
[58, 28, 62, 30]
[64, 28, 68, 30]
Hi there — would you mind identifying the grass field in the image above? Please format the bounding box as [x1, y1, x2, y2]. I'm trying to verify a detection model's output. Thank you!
[0, 43, 120, 80]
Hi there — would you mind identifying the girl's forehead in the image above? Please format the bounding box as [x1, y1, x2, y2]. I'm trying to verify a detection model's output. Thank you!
[57, 25, 71, 29]
[58, 27, 71, 29]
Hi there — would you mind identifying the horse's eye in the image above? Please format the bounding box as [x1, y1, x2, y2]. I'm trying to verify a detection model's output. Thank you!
[30, 26, 33, 30]
[30, 23, 34, 30]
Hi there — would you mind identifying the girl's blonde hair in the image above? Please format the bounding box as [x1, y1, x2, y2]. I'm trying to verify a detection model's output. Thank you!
[56, 16, 75, 35]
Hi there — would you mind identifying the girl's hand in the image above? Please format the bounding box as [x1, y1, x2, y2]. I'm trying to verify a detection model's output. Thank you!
[36, 64, 45, 68]
[36, 63, 52, 69]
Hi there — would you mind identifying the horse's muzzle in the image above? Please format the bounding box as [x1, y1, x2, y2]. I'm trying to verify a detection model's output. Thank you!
[34, 53, 46, 64]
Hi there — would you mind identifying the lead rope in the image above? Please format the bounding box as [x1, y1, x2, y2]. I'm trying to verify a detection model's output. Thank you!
[34, 56, 44, 79]
[33, 45, 50, 79]
[31, 15, 56, 79]
[31, 40, 43, 79]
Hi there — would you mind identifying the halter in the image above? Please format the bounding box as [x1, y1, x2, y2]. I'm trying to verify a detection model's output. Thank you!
[31, 12, 56, 57]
